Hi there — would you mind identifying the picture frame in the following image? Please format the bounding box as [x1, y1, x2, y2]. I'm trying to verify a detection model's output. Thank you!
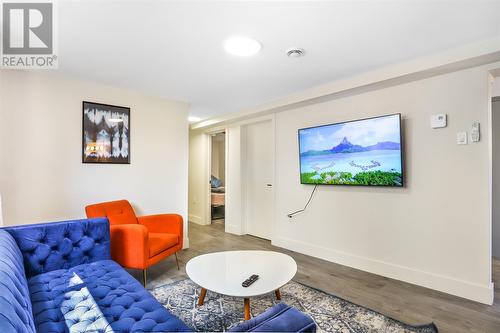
[82, 101, 130, 164]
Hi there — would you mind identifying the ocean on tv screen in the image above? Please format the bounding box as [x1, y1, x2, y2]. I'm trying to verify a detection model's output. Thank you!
[299, 115, 403, 186]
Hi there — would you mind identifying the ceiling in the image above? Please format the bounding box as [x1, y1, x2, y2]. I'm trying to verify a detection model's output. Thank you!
[58, 0, 500, 121]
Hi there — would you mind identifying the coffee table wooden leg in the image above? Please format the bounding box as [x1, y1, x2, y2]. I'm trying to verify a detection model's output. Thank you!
[275, 289, 281, 300]
[244, 298, 250, 320]
[198, 288, 207, 306]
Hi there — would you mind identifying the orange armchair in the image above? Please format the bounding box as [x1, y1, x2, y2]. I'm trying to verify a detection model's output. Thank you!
[85, 200, 183, 286]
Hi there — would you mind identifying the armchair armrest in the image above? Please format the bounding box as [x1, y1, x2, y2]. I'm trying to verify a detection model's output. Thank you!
[138, 214, 183, 245]
[109, 224, 149, 269]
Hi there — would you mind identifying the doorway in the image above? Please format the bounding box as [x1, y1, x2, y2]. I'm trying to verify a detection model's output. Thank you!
[244, 120, 274, 240]
[210, 132, 226, 224]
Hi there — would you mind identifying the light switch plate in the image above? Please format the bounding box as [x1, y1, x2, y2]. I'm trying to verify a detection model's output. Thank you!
[470, 121, 480, 142]
[457, 131, 468, 145]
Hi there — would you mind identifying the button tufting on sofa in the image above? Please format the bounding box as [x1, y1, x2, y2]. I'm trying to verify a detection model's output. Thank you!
[1, 218, 316, 332]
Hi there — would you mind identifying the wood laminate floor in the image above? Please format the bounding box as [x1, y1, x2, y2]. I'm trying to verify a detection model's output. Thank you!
[131, 222, 500, 333]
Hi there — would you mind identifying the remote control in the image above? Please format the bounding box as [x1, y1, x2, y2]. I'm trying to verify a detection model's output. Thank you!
[242, 274, 259, 287]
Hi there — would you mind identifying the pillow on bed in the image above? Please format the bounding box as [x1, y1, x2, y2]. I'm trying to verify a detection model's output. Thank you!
[211, 175, 222, 188]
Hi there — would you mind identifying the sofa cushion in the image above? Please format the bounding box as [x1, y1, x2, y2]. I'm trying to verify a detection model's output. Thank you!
[4, 218, 110, 278]
[29, 259, 190, 332]
[229, 303, 316, 332]
[28, 260, 123, 303]
[0, 230, 37, 333]
[149, 233, 178, 257]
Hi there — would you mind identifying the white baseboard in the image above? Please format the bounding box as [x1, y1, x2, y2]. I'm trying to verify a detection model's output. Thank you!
[188, 214, 204, 225]
[272, 236, 493, 305]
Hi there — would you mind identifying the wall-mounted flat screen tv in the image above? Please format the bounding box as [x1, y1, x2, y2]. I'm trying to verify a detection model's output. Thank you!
[298, 114, 403, 186]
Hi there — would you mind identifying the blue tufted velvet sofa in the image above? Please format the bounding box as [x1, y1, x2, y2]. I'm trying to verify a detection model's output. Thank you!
[0, 218, 316, 332]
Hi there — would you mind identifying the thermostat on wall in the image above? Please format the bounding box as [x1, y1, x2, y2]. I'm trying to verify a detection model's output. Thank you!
[430, 114, 447, 128]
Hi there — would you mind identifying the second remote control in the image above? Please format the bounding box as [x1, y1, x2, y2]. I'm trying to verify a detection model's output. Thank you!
[242, 274, 259, 287]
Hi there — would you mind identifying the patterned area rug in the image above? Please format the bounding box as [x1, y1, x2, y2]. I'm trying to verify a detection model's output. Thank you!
[150, 279, 438, 333]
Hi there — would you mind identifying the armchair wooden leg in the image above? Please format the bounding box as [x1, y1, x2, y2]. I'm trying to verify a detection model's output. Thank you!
[142, 269, 147, 288]
[175, 252, 180, 270]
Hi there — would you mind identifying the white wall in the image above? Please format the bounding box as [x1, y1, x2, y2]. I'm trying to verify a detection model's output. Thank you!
[219, 139, 226, 183]
[0, 71, 190, 246]
[186, 60, 499, 303]
[210, 133, 225, 183]
[492, 77, 500, 97]
[271, 64, 498, 304]
[225, 125, 246, 235]
[211, 137, 220, 179]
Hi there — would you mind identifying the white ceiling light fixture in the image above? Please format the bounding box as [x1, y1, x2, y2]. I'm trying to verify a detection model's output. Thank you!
[286, 48, 305, 58]
[188, 116, 201, 123]
[224, 36, 261, 57]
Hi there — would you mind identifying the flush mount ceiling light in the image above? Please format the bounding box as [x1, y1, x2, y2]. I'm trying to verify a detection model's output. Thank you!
[188, 116, 201, 123]
[286, 48, 305, 58]
[224, 36, 261, 57]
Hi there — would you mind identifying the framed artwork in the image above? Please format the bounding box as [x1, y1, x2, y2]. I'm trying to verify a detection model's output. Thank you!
[82, 101, 130, 164]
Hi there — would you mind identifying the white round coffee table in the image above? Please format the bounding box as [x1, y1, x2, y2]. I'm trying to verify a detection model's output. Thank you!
[186, 250, 297, 320]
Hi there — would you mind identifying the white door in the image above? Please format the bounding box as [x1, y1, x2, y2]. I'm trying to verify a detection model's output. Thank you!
[245, 120, 274, 239]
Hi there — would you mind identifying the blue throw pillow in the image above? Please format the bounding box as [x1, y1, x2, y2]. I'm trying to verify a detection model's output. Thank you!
[211, 175, 222, 188]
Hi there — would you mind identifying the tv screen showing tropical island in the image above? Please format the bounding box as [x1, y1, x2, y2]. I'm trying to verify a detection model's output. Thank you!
[299, 114, 403, 186]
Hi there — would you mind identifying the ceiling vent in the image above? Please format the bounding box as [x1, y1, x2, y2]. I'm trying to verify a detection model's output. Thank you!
[286, 48, 305, 58]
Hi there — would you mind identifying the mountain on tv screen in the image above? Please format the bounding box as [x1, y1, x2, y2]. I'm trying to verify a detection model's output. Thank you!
[298, 114, 403, 186]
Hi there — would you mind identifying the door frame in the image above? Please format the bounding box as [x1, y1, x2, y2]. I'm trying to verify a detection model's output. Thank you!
[488, 68, 500, 302]
[206, 129, 227, 225]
